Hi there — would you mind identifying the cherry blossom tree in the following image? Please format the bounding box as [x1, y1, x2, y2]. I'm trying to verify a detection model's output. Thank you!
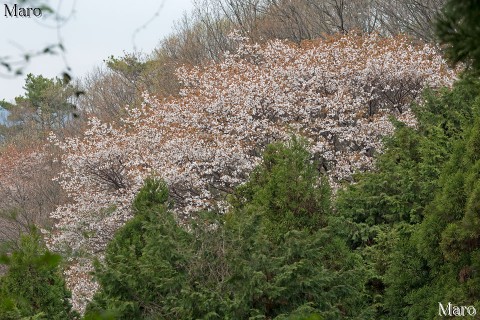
[48, 33, 457, 311]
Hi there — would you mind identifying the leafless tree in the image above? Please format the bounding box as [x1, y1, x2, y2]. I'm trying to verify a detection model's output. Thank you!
[0, 149, 65, 249]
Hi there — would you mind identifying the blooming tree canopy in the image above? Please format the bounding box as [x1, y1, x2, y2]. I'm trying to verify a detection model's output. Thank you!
[48, 33, 456, 311]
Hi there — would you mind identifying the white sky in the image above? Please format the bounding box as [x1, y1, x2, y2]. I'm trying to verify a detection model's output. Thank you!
[0, 0, 195, 102]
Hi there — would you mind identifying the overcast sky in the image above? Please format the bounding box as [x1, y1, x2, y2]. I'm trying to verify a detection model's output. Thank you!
[0, 0, 194, 102]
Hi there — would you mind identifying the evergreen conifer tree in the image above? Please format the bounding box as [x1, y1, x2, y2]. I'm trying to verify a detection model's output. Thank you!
[0, 231, 78, 320]
[437, 0, 480, 70]
[87, 141, 369, 319]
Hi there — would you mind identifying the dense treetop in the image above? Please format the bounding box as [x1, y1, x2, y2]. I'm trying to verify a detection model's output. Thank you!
[42, 33, 458, 309]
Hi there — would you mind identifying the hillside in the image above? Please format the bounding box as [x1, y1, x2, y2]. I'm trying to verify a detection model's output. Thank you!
[1, 0, 480, 319]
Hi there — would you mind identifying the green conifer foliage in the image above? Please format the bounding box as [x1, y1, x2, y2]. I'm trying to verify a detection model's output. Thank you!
[383, 82, 480, 318]
[335, 76, 480, 318]
[409, 115, 480, 313]
[336, 77, 478, 249]
[86, 141, 368, 319]
[230, 138, 331, 237]
[437, 0, 480, 70]
[86, 178, 192, 319]
[0, 231, 78, 320]
[0, 74, 78, 138]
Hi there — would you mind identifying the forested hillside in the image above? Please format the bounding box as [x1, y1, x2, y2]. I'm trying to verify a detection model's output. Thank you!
[1, 0, 480, 319]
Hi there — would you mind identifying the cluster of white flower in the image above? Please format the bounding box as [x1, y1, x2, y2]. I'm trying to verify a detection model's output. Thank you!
[63, 258, 100, 312]
[49, 33, 457, 312]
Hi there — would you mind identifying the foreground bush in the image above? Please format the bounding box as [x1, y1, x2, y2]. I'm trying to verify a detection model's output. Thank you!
[0, 231, 77, 320]
[85, 141, 369, 319]
[335, 75, 480, 318]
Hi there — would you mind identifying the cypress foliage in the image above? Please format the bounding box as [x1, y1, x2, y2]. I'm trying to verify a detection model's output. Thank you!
[86, 179, 193, 319]
[336, 76, 479, 249]
[335, 75, 480, 318]
[382, 81, 480, 318]
[390, 111, 480, 318]
[230, 138, 331, 236]
[437, 0, 480, 70]
[86, 140, 368, 319]
[0, 231, 78, 320]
